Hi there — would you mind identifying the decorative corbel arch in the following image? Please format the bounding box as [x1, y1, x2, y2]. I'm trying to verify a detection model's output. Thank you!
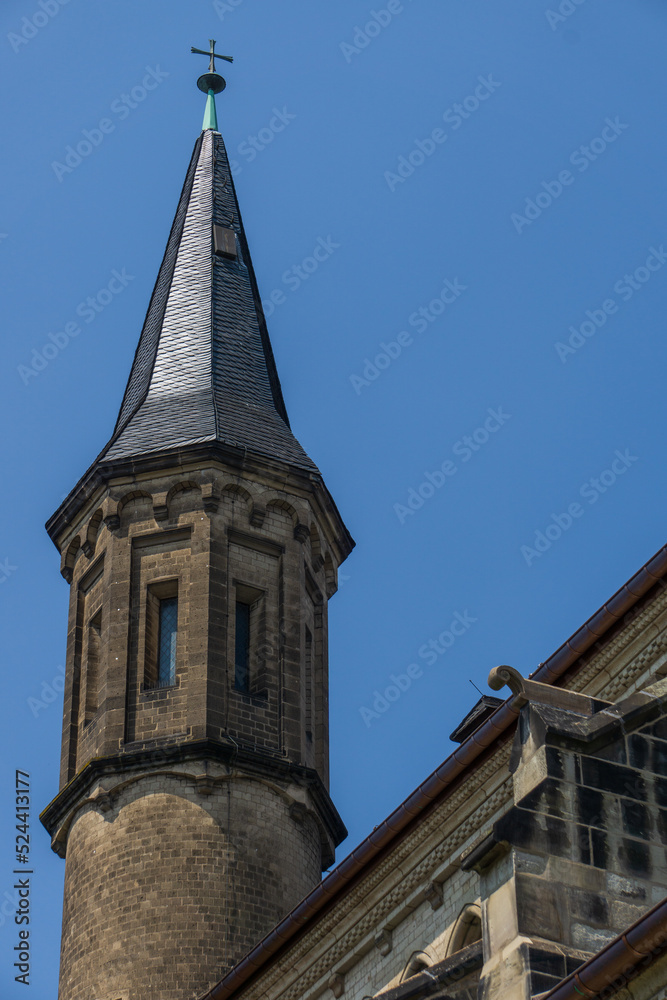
[117, 489, 153, 515]
[399, 950, 435, 983]
[83, 509, 104, 557]
[265, 496, 299, 527]
[61, 536, 81, 583]
[165, 480, 202, 509]
[323, 552, 337, 598]
[221, 482, 254, 506]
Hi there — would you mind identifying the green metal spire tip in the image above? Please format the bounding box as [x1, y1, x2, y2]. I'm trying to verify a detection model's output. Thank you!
[202, 89, 219, 132]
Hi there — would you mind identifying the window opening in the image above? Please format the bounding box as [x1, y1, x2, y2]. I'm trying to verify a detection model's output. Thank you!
[235, 601, 251, 693]
[447, 905, 482, 956]
[84, 610, 102, 724]
[305, 626, 313, 740]
[157, 596, 178, 687]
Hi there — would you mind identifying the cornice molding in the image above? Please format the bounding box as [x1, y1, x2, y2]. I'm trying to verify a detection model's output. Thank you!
[40, 739, 346, 856]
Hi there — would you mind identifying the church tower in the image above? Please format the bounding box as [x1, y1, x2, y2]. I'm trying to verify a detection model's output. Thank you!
[40, 48, 353, 1000]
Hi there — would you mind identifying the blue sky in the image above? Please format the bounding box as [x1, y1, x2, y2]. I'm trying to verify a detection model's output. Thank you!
[2, 0, 667, 995]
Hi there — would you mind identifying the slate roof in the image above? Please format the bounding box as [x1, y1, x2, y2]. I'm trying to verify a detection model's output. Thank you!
[448, 694, 502, 743]
[101, 129, 318, 473]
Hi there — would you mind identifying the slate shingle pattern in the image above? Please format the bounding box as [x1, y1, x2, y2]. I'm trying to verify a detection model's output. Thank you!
[103, 129, 318, 473]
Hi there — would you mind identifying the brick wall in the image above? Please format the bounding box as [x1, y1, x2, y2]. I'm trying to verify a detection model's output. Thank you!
[46, 460, 351, 1000]
[59, 770, 323, 1000]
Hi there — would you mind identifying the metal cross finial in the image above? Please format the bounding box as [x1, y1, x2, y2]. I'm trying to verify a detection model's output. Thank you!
[191, 39, 233, 74]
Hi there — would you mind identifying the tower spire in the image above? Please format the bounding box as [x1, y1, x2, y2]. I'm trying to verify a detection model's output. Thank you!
[42, 41, 354, 1000]
[191, 39, 233, 131]
[100, 91, 315, 473]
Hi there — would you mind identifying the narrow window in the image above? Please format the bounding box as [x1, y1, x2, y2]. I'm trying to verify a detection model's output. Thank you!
[145, 589, 160, 687]
[235, 602, 251, 693]
[84, 611, 102, 724]
[233, 584, 265, 695]
[305, 626, 313, 741]
[144, 580, 179, 689]
[400, 952, 433, 983]
[157, 596, 178, 687]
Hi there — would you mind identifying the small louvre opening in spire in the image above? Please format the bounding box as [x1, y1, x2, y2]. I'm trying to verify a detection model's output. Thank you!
[214, 224, 237, 260]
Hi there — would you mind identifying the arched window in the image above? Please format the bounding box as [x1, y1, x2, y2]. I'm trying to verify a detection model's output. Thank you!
[400, 951, 433, 983]
[446, 904, 482, 956]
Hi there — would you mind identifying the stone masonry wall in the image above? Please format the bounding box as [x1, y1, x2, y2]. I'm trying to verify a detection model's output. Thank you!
[479, 683, 667, 999]
[56, 467, 340, 789]
[58, 770, 323, 1000]
[45, 458, 346, 1000]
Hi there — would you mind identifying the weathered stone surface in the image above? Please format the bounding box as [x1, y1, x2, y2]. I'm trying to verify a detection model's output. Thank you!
[45, 459, 352, 1000]
[59, 776, 323, 1000]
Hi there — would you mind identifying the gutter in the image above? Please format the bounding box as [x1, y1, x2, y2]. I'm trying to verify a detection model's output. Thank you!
[540, 895, 667, 1000]
[200, 541, 667, 1000]
[531, 542, 667, 685]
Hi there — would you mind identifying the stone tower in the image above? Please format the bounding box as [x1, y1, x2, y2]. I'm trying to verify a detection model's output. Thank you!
[40, 59, 353, 1000]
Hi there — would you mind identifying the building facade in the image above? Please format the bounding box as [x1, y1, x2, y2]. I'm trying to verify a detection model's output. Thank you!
[199, 557, 667, 1000]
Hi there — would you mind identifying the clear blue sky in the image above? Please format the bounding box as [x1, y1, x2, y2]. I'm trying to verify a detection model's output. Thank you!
[2, 0, 667, 995]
